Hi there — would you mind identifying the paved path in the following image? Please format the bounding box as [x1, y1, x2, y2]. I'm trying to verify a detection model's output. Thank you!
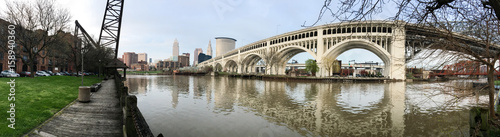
[28, 79, 122, 137]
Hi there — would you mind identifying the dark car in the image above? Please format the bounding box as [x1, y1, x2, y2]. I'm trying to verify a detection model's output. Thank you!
[62, 71, 70, 76]
[20, 71, 32, 77]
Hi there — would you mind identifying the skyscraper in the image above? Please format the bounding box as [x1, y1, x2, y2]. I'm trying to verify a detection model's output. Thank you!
[207, 40, 213, 56]
[193, 48, 203, 65]
[173, 39, 179, 58]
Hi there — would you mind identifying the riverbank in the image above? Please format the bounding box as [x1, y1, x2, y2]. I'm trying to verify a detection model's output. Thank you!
[0, 76, 102, 136]
[27, 79, 122, 136]
[215, 72, 393, 82]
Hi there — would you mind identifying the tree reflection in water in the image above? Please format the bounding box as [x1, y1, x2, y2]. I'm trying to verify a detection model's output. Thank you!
[127, 75, 484, 137]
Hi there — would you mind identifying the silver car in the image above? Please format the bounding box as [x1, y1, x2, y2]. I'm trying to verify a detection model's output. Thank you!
[1, 70, 20, 77]
[36, 71, 51, 76]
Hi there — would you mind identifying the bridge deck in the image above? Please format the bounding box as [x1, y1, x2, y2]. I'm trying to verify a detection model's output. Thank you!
[28, 79, 122, 137]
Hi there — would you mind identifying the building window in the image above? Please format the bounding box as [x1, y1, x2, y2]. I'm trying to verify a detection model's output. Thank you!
[0, 52, 3, 60]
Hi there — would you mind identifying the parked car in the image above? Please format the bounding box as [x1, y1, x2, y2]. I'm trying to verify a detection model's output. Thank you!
[20, 71, 32, 77]
[1, 70, 20, 77]
[61, 71, 70, 76]
[36, 71, 50, 76]
[55, 72, 64, 76]
[43, 70, 54, 76]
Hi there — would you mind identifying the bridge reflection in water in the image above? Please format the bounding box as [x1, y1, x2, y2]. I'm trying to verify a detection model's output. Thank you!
[126, 75, 478, 137]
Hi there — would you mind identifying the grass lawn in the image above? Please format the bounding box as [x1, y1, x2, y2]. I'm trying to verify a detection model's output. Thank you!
[0, 76, 103, 136]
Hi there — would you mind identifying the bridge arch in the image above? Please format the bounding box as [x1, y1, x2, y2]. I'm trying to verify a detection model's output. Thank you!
[241, 53, 265, 73]
[322, 39, 391, 77]
[224, 59, 239, 72]
[275, 45, 318, 62]
[268, 45, 319, 75]
[215, 63, 223, 72]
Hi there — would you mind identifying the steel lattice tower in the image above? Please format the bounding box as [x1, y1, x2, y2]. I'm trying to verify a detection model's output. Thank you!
[98, 0, 125, 59]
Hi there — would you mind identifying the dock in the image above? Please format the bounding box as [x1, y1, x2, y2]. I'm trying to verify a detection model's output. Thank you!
[28, 79, 123, 137]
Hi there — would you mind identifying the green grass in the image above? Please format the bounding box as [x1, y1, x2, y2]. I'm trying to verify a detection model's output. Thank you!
[496, 80, 500, 85]
[0, 76, 102, 136]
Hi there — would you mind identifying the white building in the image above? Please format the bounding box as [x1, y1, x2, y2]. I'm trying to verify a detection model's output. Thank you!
[215, 37, 236, 57]
[173, 39, 179, 58]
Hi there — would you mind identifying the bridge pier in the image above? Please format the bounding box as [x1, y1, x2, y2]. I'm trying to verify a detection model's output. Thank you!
[388, 24, 406, 80]
[278, 64, 286, 75]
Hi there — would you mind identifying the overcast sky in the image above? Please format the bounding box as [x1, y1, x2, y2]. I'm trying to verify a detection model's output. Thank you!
[1, 0, 389, 65]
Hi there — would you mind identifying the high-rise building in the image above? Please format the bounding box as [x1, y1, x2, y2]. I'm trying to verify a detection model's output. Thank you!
[122, 52, 138, 67]
[173, 39, 179, 58]
[215, 37, 236, 57]
[198, 53, 212, 64]
[138, 53, 147, 62]
[149, 58, 152, 64]
[193, 48, 203, 66]
[207, 40, 213, 56]
[179, 53, 190, 67]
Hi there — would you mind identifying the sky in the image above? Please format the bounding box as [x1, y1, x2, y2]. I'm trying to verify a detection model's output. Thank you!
[0, 0, 389, 65]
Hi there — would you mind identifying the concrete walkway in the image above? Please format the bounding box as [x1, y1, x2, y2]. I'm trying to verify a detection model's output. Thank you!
[28, 79, 122, 137]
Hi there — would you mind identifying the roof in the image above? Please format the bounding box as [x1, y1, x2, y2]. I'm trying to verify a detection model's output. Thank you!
[105, 59, 128, 68]
[215, 37, 237, 41]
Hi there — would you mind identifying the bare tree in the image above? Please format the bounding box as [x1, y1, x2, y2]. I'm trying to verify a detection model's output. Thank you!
[322, 56, 337, 76]
[401, 0, 500, 120]
[3, 0, 71, 78]
[307, 0, 500, 119]
[263, 50, 279, 75]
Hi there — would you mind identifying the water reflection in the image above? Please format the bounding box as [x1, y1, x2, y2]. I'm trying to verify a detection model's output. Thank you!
[126, 75, 484, 137]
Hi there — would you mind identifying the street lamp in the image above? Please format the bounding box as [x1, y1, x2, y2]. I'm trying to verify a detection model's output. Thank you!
[98, 59, 101, 78]
[81, 45, 84, 86]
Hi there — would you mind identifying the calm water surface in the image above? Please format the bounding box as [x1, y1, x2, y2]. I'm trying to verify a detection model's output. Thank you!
[126, 75, 487, 137]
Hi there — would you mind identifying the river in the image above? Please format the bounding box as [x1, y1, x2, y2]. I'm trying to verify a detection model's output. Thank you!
[126, 75, 487, 137]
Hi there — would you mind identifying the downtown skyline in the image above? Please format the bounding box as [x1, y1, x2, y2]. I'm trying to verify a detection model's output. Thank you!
[0, 0, 391, 65]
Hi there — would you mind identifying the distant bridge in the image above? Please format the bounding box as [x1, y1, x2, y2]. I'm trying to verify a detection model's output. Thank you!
[197, 20, 498, 80]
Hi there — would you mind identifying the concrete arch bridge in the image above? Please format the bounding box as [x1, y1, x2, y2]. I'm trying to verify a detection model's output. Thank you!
[197, 20, 499, 80]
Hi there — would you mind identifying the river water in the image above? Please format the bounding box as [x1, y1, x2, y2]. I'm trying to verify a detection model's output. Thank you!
[126, 75, 488, 137]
